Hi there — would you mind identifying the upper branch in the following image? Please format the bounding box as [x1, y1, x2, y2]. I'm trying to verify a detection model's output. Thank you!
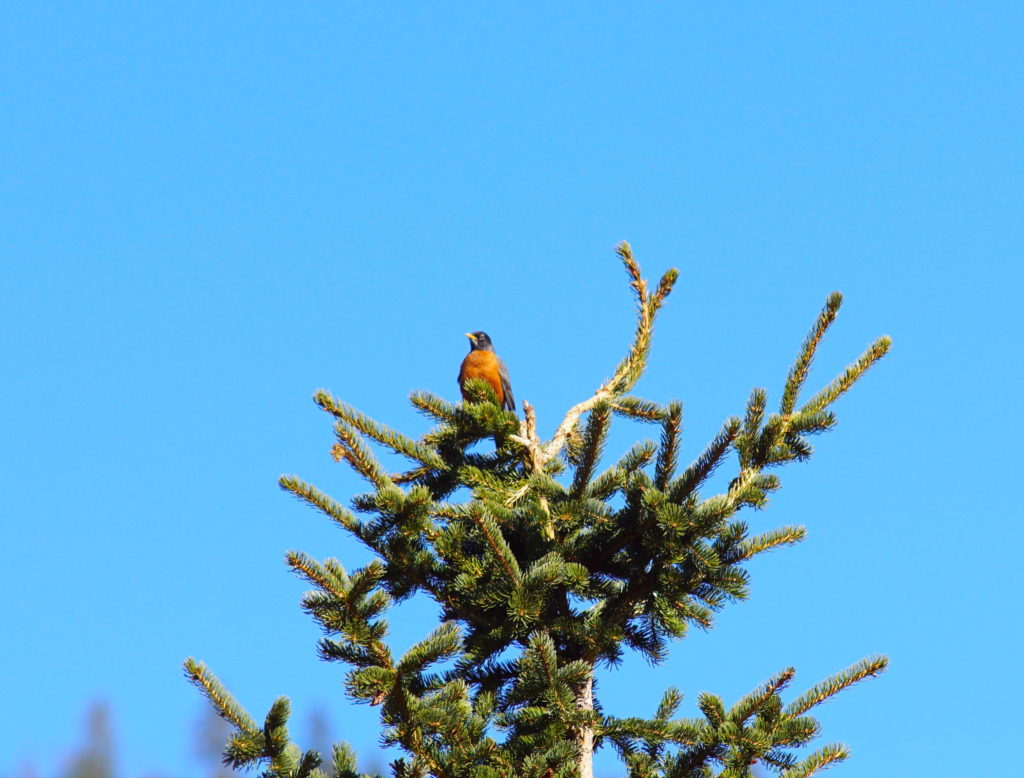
[515, 243, 678, 472]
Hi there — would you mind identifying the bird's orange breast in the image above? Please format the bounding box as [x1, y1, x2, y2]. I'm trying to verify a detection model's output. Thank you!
[458, 350, 504, 405]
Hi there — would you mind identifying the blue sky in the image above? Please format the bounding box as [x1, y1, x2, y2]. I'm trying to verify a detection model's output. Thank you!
[1, 2, 1021, 776]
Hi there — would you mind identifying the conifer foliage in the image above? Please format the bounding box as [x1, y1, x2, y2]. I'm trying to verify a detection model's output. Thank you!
[185, 244, 891, 778]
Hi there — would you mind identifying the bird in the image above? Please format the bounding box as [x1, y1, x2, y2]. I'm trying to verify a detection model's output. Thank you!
[458, 331, 515, 411]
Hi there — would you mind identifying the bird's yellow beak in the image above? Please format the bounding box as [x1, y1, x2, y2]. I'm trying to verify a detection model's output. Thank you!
[465, 333, 474, 340]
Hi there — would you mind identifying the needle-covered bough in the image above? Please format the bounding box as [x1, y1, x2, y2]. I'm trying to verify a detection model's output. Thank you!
[185, 243, 891, 778]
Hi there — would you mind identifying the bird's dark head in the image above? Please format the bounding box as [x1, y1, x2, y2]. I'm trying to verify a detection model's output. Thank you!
[465, 331, 494, 351]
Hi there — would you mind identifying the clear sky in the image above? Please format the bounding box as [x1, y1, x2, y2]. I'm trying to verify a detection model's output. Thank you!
[2, 2, 1021, 777]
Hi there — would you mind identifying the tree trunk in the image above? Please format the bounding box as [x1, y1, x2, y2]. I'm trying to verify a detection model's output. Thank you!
[577, 673, 595, 778]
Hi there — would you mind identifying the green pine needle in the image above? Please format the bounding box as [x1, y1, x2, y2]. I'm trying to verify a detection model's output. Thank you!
[654, 401, 684, 490]
[315, 390, 446, 469]
[611, 396, 670, 423]
[780, 742, 850, 777]
[279, 475, 362, 534]
[333, 422, 395, 489]
[781, 292, 843, 415]
[802, 336, 892, 413]
[182, 658, 258, 734]
[738, 525, 807, 560]
[668, 417, 740, 503]
[786, 656, 890, 716]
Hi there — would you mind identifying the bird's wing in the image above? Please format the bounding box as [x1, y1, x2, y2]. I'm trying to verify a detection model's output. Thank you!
[498, 358, 515, 411]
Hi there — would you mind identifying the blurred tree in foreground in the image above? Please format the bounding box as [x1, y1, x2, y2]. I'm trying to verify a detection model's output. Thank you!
[186, 245, 891, 777]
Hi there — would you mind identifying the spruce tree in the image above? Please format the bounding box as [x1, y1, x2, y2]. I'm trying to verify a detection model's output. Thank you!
[185, 244, 891, 778]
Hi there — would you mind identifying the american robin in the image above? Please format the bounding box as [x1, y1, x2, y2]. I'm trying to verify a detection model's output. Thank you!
[458, 331, 515, 411]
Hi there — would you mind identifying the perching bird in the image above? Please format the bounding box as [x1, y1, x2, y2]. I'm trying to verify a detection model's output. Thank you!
[458, 331, 515, 411]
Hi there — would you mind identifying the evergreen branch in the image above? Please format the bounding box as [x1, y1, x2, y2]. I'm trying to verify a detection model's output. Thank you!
[294, 750, 324, 778]
[761, 748, 800, 772]
[667, 418, 741, 503]
[697, 692, 726, 727]
[655, 401, 684, 490]
[728, 667, 796, 725]
[346, 664, 396, 705]
[785, 656, 889, 716]
[749, 413, 785, 469]
[530, 632, 574, 718]
[620, 240, 644, 288]
[617, 439, 657, 473]
[781, 292, 843, 415]
[223, 730, 266, 768]
[320, 638, 391, 669]
[801, 336, 892, 413]
[467, 506, 522, 584]
[611, 396, 671, 423]
[332, 742, 361, 778]
[742, 388, 768, 443]
[582, 573, 661, 663]
[779, 743, 849, 777]
[410, 390, 461, 424]
[460, 377, 503, 407]
[656, 686, 684, 721]
[527, 471, 570, 500]
[263, 696, 292, 752]
[290, 553, 391, 647]
[183, 658, 259, 733]
[785, 409, 838, 436]
[392, 465, 432, 485]
[606, 242, 678, 396]
[569, 397, 606, 495]
[397, 622, 463, 676]
[584, 464, 625, 500]
[347, 561, 388, 604]
[185, 667, 331, 776]
[279, 475, 363, 535]
[286, 550, 347, 599]
[315, 390, 446, 469]
[381, 531, 505, 637]
[429, 502, 466, 520]
[737, 526, 807, 560]
[459, 465, 509, 495]
[332, 422, 395, 490]
[772, 715, 821, 748]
